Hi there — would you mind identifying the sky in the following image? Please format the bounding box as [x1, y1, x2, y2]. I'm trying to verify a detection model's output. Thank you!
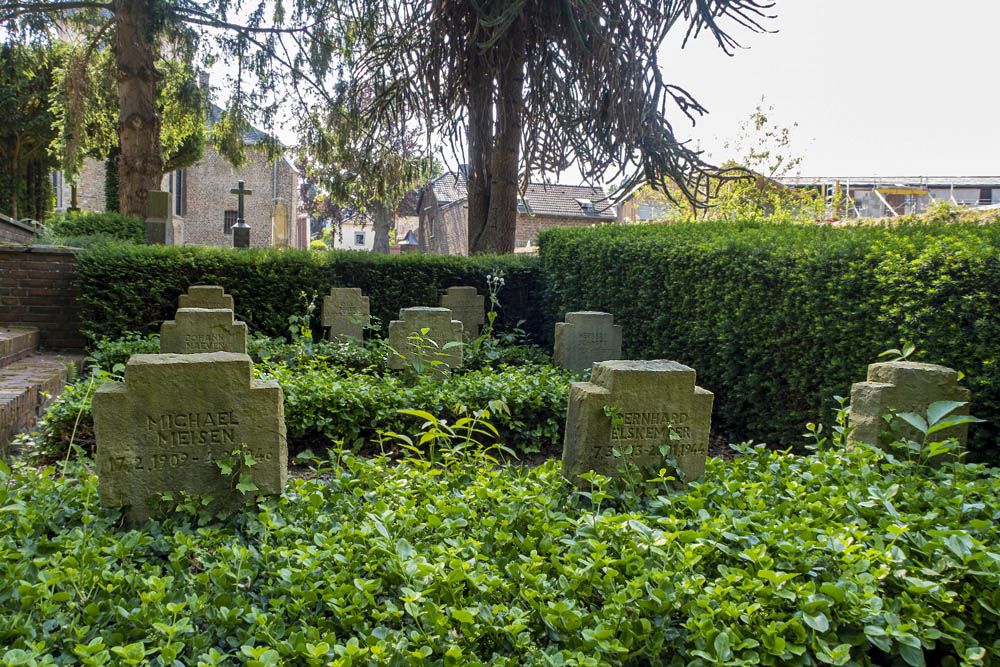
[660, 0, 1000, 177]
[219, 1, 1000, 184]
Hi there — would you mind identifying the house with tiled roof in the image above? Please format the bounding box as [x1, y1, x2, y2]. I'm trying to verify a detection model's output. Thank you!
[415, 165, 617, 254]
[54, 85, 302, 249]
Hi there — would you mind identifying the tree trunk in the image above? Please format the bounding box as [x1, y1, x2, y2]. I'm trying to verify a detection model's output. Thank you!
[479, 22, 526, 254]
[465, 50, 493, 254]
[113, 0, 162, 219]
[371, 201, 392, 253]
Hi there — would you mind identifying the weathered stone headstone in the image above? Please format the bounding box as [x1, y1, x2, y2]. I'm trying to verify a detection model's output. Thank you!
[562, 360, 713, 487]
[321, 287, 370, 341]
[93, 352, 287, 523]
[554, 311, 623, 373]
[161, 286, 247, 354]
[271, 198, 290, 248]
[178, 285, 234, 311]
[849, 361, 972, 449]
[144, 191, 171, 245]
[387, 307, 463, 373]
[440, 287, 485, 341]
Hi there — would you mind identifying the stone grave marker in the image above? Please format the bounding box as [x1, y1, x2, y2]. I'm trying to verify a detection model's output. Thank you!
[271, 198, 290, 248]
[562, 360, 714, 487]
[144, 191, 171, 245]
[387, 307, 463, 373]
[93, 352, 287, 523]
[440, 287, 485, 341]
[322, 287, 370, 341]
[849, 360, 972, 449]
[179, 285, 234, 310]
[161, 286, 247, 355]
[554, 311, 623, 373]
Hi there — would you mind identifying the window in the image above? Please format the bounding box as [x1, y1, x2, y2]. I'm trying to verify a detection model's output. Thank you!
[979, 188, 992, 205]
[168, 169, 186, 216]
[224, 210, 237, 234]
[51, 171, 64, 209]
[354, 231, 365, 246]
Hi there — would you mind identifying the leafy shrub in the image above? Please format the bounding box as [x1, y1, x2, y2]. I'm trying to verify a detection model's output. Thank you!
[1, 426, 999, 664]
[74, 243, 545, 344]
[35, 334, 574, 459]
[45, 210, 144, 243]
[539, 220, 1000, 463]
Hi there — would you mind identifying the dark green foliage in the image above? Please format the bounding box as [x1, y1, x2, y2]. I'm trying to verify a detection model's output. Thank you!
[0, 44, 60, 222]
[46, 210, 144, 243]
[2, 435, 999, 664]
[74, 244, 544, 344]
[539, 221, 1000, 463]
[103, 148, 119, 212]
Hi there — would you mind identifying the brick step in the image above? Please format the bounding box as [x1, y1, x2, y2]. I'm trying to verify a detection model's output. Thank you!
[0, 326, 41, 369]
[0, 351, 85, 448]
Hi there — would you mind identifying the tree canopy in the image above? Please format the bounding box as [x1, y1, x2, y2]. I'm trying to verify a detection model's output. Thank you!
[325, 0, 773, 252]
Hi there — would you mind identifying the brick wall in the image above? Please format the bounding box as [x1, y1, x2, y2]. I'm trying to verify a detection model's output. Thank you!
[182, 145, 299, 249]
[0, 246, 85, 350]
[0, 216, 38, 244]
[515, 214, 611, 245]
[55, 146, 300, 251]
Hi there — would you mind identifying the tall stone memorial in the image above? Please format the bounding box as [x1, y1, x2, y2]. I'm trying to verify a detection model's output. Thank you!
[440, 287, 485, 341]
[554, 311, 623, 373]
[849, 361, 972, 449]
[562, 360, 714, 487]
[271, 198, 290, 249]
[93, 352, 287, 523]
[387, 307, 463, 373]
[160, 286, 247, 354]
[322, 287, 370, 341]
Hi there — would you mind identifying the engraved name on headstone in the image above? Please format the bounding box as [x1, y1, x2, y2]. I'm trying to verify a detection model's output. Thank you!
[849, 360, 972, 451]
[322, 287, 370, 341]
[93, 352, 287, 523]
[161, 286, 246, 354]
[554, 311, 623, 373]
[562, 360, 713, 487]
[387, 307, 463, 374]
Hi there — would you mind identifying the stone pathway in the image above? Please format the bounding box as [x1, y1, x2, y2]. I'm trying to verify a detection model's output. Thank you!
[0, 326, 83, 448]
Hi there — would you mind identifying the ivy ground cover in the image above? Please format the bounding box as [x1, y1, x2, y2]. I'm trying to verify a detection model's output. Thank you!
[2, 437, 999, 666]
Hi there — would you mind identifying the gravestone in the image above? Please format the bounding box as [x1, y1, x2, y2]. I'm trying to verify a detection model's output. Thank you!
[440, 287, 485, 341]
[562, 360, 714, 487]
[554, 311, 623, 373]
[93, 352, 287, 523]
[849, 361, 972, 449]
[322, 287, 370, 341]
[144, 191, 171, 245]
[178, 285, 234, 310]
[387, 307, 463, 373]
[161, 286, 247, 354]
[271, 198, 290, 248]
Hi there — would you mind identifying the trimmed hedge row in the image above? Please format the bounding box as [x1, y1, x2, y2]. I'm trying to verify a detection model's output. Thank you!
[539, 221, 1000, 463]
[75, 244, 544, 343]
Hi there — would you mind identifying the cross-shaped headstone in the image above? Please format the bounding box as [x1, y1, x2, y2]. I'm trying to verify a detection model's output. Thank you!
[554, 311, 623, 373]
[322, 287, 370, 341]
[230, 180, 253, 248]
[387, 307, 463, 375]
[93, 352, 287, 524]
[161, 285, 247, 354]
[440, 287, 485, 341]
[562, 360, 714, 487]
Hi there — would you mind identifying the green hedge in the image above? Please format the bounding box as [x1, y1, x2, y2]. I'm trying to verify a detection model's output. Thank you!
[46, 210, 144, 243]
[75, 244, 544, 343]
[539, 221, 1000, 463]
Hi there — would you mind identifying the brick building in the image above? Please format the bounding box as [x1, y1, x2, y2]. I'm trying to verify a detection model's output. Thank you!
[53, 105, 302, 249]
[416, 166, 617, 254]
